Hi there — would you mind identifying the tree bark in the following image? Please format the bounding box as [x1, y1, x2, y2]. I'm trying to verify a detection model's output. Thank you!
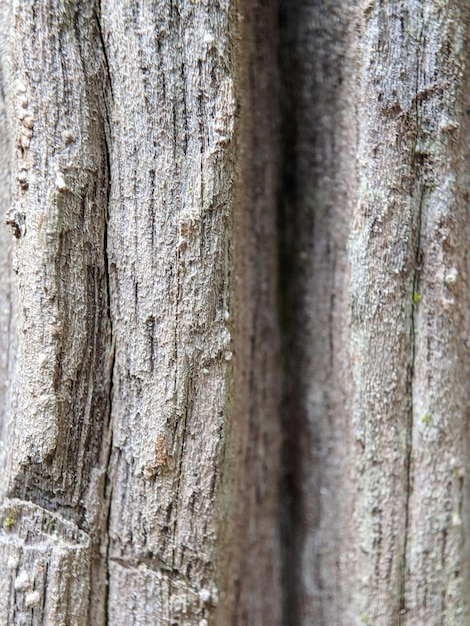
[101, 0, 281, 623]
[1, 0, 470, 625]
[280, 1, 470, 624]
[0, 0, 280, 624]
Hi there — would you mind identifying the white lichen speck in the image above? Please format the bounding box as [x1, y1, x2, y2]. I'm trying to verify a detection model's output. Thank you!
[198, 588, 211, 604]
[25, 590, 41, 608]
[55, 172, 68, 192]
[14, 570, 30, 591]
[445, 267, 458, 285]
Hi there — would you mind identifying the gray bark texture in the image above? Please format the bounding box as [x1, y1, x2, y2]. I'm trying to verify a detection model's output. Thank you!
[0, 0, 469, 625]
[280, 1, 470, 625]
[0, 1, 280, 624]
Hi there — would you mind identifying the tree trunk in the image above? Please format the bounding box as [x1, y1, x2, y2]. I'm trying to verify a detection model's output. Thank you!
[0, 1, 280, 624]
[280, 1, 470, 624]
[1, 1, 470, 625]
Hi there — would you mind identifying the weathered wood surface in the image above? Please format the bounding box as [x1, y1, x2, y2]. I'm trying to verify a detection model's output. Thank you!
[1, 0, 112, 623]
[351, 2, 470, 623]
[0, 0, 281, 624]
[101, 0, 281, 623]
[280, 1, 470, 625]
[2, 0, 470, 624]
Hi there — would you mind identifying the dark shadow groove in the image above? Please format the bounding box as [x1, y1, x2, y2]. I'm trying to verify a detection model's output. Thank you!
[277, 2, 308, 625]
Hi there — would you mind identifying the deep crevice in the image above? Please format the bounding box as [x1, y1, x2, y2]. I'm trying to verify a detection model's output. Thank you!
[400, 183, 423, 621]
[94, 4, 115, 625]
[400, 9, 425, 615]
[277, 2, 304, 625]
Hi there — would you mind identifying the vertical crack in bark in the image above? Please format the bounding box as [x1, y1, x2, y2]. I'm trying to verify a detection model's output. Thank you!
[102, 294, 115, 626]
[168, 240, 184, 619]
[95, 4, 115, 624]
[401, 187, 423, 621]
[400, 10, 425, 616]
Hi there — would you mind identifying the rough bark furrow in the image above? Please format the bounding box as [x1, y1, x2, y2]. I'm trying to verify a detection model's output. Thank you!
[101, 1, 281, 623]
[404, 3, 470, 623]
[350, 3, 424, 621]
[0, 1, 113, 622]
[350, 2, 470, 624]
